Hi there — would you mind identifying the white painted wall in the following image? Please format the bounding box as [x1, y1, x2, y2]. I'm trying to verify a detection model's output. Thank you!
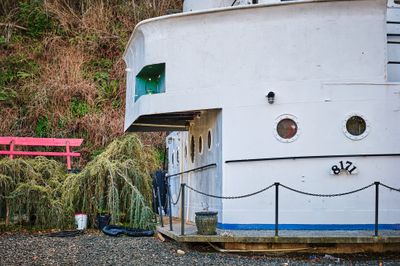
[124, 0, 387, 130]
[183, 0, 234, 12]
[221, 83, 400, 225]
[124, 0, 400, 227]
[167, 110, 223, 222]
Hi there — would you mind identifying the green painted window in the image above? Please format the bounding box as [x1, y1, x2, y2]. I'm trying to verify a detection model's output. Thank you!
[135, 63, 165, 101]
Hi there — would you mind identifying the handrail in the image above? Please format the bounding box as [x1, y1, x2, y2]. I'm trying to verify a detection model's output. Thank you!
[225, 153, 400, 163]
[165, 163, 217, 178]
[0, 137, 83, 170]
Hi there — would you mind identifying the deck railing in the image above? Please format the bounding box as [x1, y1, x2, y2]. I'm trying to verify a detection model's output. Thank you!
[162, 168, 400, 237]
[0, 137, 83, 170]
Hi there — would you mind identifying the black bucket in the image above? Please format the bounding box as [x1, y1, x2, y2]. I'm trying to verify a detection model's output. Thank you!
[96, 214, 111, 230]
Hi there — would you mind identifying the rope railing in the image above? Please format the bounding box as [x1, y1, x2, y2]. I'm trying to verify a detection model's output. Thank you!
[380, 182, 400, 192]
[164, 181, 400, 237]
[185, 183, 275, 199]
[170, 185, 182, 205]
[279, 183, 375, 197]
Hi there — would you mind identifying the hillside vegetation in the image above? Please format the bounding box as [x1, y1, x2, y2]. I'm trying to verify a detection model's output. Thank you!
[0, 0, 181, 165]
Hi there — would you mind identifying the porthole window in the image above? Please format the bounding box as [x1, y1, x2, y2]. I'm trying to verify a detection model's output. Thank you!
[343, 114, 369, 140]
[190, 136, 195, 163]
[207, 130, 212, 150]
[274, 115, 299, 143]
[198, 136, 203, 154]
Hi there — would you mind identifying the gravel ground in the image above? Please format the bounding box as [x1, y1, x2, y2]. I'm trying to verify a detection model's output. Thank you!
[0, 232, 399, 265]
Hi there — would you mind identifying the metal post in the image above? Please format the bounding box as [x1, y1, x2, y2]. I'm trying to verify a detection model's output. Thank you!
[275, 182, 279, 237]
[374, 181, 379, 237]
[157, 187, 164, 227]
[167, 179, 173, 231]
[181, 183, 186, 236]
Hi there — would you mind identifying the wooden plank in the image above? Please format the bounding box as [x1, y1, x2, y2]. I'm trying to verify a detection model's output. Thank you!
[387, 23, 400, 35]
[387, 35, 400, 43]
[387, 63, 400, 82]
[388, 43, 400, 62]
[387, 8, 400, 22]
[0, 137, 83, 147]
[0, 151, 81, 157]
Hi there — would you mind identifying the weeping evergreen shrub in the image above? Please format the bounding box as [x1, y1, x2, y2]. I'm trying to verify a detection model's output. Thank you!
[62, 134, 157, 229]
[0, 157, 66, 228]
[0, 134, 158, 230]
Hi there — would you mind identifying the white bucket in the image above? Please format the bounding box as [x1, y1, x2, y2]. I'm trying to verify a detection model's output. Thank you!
[74, 213, 88, 230]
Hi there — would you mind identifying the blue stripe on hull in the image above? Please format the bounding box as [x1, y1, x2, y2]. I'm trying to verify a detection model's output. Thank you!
[217, 223, 400, 230]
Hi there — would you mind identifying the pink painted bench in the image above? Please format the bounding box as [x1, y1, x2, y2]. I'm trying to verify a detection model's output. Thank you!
[0, 137, 83, 170]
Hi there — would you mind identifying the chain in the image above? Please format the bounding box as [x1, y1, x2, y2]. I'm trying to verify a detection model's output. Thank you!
[170, 186, 182, 205]
[185, 184, 275, 199]
[380, 183, 400, 192]
[279, 183, 375, 197]
[177, 182, 397, 200]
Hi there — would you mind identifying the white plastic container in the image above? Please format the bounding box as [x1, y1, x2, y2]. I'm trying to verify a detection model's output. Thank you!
[74, 213, 88, 230]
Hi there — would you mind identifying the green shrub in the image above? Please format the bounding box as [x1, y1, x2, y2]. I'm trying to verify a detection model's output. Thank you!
[71, 97, 89, 118]
[17, 0, 53, 38]
[35, 116, 49, 137]
[0, 54, 39, 85]
[0, 54, 39, 105]
[94, 71, 119, 103]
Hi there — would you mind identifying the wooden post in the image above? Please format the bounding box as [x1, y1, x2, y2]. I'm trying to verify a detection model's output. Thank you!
[9, 140, 14, 160]
[5, 200, 10, 226]
[66, 141, 71, 170]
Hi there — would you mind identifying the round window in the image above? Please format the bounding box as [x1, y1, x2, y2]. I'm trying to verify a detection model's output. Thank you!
[274, 115, 299, 143]
[346, 116, 366, 136]
[277, 119, 298, 139]
[190, 136, 195, 163]
[198, 136, 203, 154]
[207, 130, 212, 150]
[343, 114, 369, 140]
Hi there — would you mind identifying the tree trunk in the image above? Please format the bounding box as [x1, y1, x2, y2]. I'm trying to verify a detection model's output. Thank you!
[5, 200, 10, 226]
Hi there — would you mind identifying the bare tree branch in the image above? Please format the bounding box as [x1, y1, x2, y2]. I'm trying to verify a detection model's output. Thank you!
[0, 23, 27, 31]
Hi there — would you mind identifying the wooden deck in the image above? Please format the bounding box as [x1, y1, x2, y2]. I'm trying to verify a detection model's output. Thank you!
[156, 219, 400, 253]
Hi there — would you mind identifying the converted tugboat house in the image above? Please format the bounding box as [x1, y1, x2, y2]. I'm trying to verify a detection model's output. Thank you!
[124, 0, 400, 230]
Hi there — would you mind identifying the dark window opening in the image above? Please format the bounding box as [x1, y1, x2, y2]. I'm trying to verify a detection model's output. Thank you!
[346, 116, 366, 136]
[277, 118, 298, 139]
[190, 136, 195, 163]
[207, 130, 212, 150]
[198, 136, 203, 154]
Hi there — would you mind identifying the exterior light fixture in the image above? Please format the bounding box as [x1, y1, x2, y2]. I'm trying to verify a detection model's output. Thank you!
[266, 91, 275, 104]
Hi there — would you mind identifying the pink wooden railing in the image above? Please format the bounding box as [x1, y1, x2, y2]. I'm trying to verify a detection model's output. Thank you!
[0, 137, 83, 170]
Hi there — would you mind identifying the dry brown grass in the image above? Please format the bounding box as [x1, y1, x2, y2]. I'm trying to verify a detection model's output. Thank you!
[0, 0, 182, 164]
